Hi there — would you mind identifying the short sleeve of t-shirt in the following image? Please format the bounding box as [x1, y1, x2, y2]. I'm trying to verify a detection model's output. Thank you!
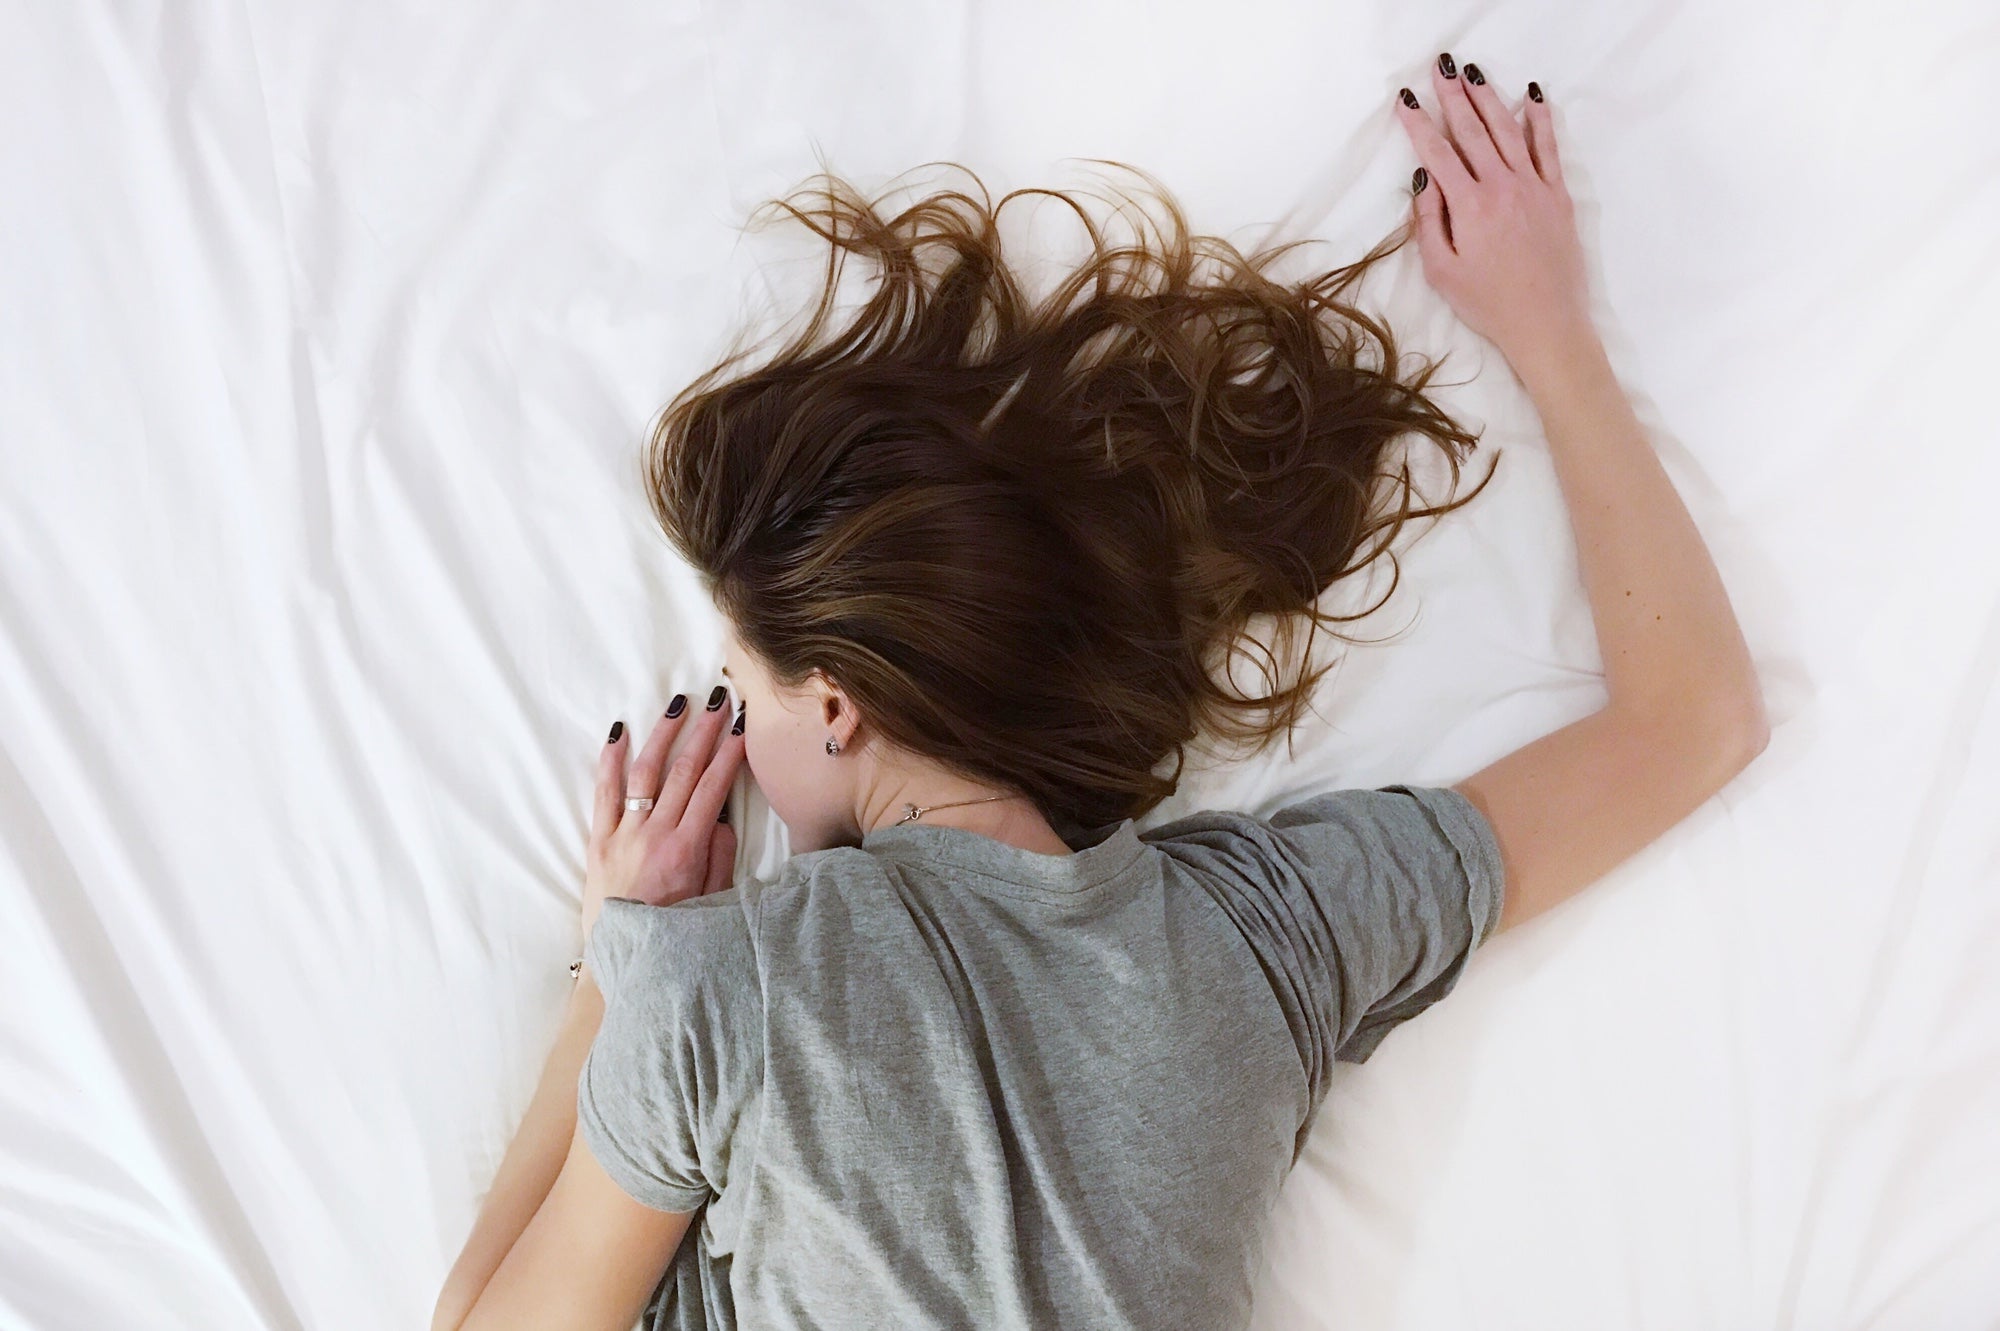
[1146, 784, 1506, 1119]
[575, 891, 764, 1214]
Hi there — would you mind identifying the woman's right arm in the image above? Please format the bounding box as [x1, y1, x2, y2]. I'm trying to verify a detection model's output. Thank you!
[1394, 56, 1768, 935]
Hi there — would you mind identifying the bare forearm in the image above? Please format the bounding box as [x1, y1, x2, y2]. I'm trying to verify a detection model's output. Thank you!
[434, 968, 605, 1331]
[1511, 326, 1764, 732]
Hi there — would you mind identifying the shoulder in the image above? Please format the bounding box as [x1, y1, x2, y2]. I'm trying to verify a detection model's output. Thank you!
[1139, 783, 1485, 838]
[737, 842, 908, 923]
[586, 846, 907, 998]
[1137, 784, 1505, 945]
[586, 887, 763, 1011]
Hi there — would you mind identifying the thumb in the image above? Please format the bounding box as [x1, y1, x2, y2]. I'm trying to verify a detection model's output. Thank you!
[702, 821, 738, 896]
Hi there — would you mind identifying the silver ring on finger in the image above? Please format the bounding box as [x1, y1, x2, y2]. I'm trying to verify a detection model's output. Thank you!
[624, 796, 656, 812]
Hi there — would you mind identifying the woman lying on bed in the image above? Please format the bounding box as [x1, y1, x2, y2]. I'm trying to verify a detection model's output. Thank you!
[434, 51, 1767, 1331]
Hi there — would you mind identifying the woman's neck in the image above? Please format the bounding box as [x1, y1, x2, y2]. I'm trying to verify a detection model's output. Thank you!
[860, 777, 1071, 856]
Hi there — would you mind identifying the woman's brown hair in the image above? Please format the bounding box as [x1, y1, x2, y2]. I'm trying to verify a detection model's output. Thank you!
[643, 162, 1497, 836]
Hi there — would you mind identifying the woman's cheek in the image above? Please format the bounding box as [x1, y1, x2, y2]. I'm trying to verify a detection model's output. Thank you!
[740, 718, 788, 797]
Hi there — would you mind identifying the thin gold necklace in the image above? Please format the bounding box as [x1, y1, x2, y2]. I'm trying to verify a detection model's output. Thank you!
[896, 793, 1031, 825]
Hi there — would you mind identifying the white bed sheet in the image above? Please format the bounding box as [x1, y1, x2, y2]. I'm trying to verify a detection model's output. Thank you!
[3, 2, 1996, 1328]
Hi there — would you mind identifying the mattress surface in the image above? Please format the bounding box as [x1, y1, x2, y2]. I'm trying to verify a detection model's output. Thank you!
[1, 3, 1995, 1328]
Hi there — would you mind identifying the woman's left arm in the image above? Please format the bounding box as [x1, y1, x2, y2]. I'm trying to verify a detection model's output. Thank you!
[433, 693, 745, 1331]
[431, 970, 610, 1331]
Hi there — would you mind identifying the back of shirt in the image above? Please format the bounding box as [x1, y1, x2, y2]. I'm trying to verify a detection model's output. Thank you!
[576, 783, 1506, 1331]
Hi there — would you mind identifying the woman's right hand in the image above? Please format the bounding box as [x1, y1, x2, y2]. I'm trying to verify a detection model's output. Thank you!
[1393, 57, 1592, 376]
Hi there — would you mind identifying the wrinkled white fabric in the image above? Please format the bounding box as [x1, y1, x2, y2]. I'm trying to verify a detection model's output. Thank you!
[1, 2, 1995, 1329]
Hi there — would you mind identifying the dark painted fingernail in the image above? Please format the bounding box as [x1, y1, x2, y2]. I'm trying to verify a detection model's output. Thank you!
[1528, 81, 1544, 103]
[706, 685, 728, 711]
[665, 693, 687, 719]
[730, 702, 746, 735]
[1412, 167, 1428, 194]
[1465, 62, 1485, 86]
[607, 720, 624, 743]
[717, 803, 730, 824]
[1399, 86, 1419, 109]
[1437, 52, 1457, 79]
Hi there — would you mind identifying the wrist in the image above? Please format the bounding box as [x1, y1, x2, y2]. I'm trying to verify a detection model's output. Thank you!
[566, 962, 604, 1017]
[1502, 312, 1606, 398]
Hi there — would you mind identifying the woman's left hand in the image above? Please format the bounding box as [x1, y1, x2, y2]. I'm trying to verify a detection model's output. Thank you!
[582, 688, 745, 942]
[1393, 55, 1590, 374]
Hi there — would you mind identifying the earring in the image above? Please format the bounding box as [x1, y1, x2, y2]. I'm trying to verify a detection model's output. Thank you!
[825, 737, 841, 756]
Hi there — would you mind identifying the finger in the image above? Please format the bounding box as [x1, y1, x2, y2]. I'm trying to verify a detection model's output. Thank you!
[1522, 81, 1563, 185]
[1394, 90, 1474, 199]
[680, 708, 747, 831]
[701, 822, 737, 896]
[626, 692, 690, 812]
[656, 685, 734, 825]
[592, 720, 628, 845]
[1430, 52, 1502, 180]
[1411, 167, 1454, 261]
[1459, 62, 1529, 173]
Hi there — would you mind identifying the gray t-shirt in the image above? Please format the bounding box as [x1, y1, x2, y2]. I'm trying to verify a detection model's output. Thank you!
[575, 782, 1506, 1330]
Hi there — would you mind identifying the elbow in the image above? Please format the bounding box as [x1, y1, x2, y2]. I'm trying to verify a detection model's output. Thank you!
[1620, 686, 1770, 769]
[1630, 687, 1769, 782]
[1727, 688, 1772, 752]
[1709, 693, 1771, 776]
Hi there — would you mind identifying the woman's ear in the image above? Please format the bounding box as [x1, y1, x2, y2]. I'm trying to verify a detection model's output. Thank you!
[810, 671, 862, 749]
